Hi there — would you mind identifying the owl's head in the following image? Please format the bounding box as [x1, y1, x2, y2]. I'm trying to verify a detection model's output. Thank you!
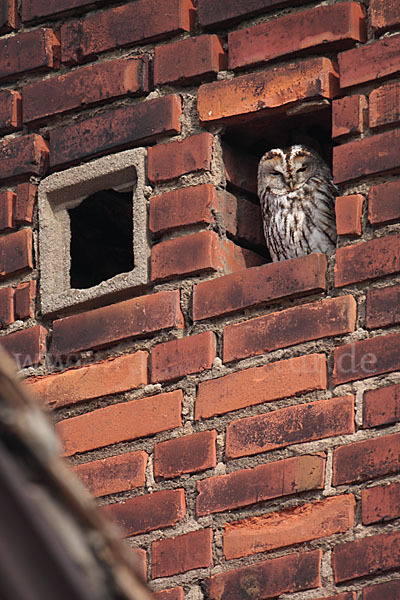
[257, 145, 328, 196]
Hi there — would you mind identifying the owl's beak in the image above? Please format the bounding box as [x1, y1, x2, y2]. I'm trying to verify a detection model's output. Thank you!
[288, 180, 294, 191]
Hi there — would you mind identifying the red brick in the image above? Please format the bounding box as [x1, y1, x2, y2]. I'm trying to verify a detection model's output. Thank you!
[222, 142, 258, 195]
[332, 432, 400, 485]
[196, 353, 327, 420]
[0, 0, 18, 32]
[102, 489, 185, 537]
[22, 0, 112, 21]
[333, 332, 400, 385]
[334, 234, 400, 287]
[333, 129, 400, 183]
[14, 281, 36, 320]
[152, 529, 213, 578]
[0, 191, 15, 232]
[369, 181, 400, 225]
[14, 183, 37, 226]
[362, 481, 400, 525]
[49, 95, 181, 169]
[194, 253, 327, 321]
[366, 284, 400, 329]
[148, 133, 213, 183]
[153, 588, 184, 600]
[149, 184, 216, 235]
[231, 193, 265, 248]
[154, 430, 217, 480]
[371, 0, 400, 31]
[332, 95, 367, 138]
[229, 3, 365, 70]
[335, 194, 364, 236]
[226, 396, 355, 459]
[151, 230, 262, 283]
[0, 287, 14, 328]
[1, 325, 47, 368]
[73, 451, 148, 498]
[0, 90, 21, 134]
[56, 390, 183, 456]
[363, 382, 400, 428]
[205, 550, 321, 600]
[155, 35, 226, 85]
[51, 290, 183, 357]
[370, 80, 400, 129]
[198, 57, 339, 124]
[132, 547, 147, 582]
[224, 495, 355, 559]
[197, 454, 325, 516]
[27, 351, 148, 409]
[332, 530, 400, 583]
[0, 229, 33, 280]
[0, 29, 59, 81]
[224, 296, 356, 363]
[152, 332, 216, 383]
[339, 33, 400, 88]
[363, 579, 400, 600]
[61, 0, 194, 64]
[23, 57, 149, 124]
[198, 0, 303, 28]
[0, 134, 49, 182]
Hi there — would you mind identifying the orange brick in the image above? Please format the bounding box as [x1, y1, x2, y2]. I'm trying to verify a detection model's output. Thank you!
[363, 382, 400, 428]
[333, 332, 400, 385]
[197, 454, 325, 516]
[102, 489, 185, 537]
[198, 57, 339, 123]
[0, 134, 49, 182]
[154, 35, 226, 85]
[153, 589, 184, 600]
[223, 296, 356, 363]
[370, 80, 400, 129]
[151, 230, 262, 283]
[362, 481, 400, 525]
[0, 89, 21, 134]
[222, 142, 258, 195]
[148, 133, 213, 183]
[0, 191, 15, 232]
[339, 33, 400, 88]
[335, 234, 400, 287]
[371, 0, 400, 31]
[0, 287, 14, 328]
[369, 181, 400, 225]
[205, 550, 321, 600]
[56, 390, 183, 456]
[73, 451, 148, 497]
[194, 253, 327, 321]
[196, 353, 327, 420]
[27, 351, 148, 409]
[0, 29, 59, 81]
[226, 396, 354, 459]
[366, 283, 400, 329]
[229, 3, 365, 70]
[152, 529, 213, 578]
[14, 183, 37, 226]
[332, 95, 367, 138]
[154, 430, 217, 480]
[132, 547, 147, 582]
[333, 432, 400, 485]
[14, 281, 36, 320]
[1, 325, 47, 368]
[52, 290, 184, 357]
[335, 194, 364, 236]
[224, 495, 355, 559]
[363, 580, 400, 600]
[198, 0, 294, 28]
[333, 530, 400, 583]
[152, 332, 216, 383]
[333, 129, 400, 183]
[0, 229, 33, 280]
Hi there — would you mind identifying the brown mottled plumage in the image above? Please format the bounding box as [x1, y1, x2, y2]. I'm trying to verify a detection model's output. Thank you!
[257, 145, 337, 262]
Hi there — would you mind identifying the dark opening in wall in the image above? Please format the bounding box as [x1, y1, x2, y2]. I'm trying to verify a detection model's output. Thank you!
[222, 101, 334, 262]
[68, 188, 134, 289]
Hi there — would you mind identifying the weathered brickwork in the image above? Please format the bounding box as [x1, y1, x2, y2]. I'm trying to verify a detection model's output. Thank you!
[0, 1, 398, 598]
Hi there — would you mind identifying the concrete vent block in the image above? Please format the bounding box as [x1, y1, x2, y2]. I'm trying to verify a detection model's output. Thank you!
[38, 148, 149, 315]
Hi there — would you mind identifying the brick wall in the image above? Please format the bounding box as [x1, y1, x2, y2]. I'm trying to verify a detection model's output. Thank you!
[1, 0, 400, 598]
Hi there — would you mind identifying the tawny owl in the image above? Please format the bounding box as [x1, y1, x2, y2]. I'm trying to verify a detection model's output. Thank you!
[257, 145, 337, 262]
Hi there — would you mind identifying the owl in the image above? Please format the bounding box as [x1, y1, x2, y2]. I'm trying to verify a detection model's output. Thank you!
[257, 145, 337, 262]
